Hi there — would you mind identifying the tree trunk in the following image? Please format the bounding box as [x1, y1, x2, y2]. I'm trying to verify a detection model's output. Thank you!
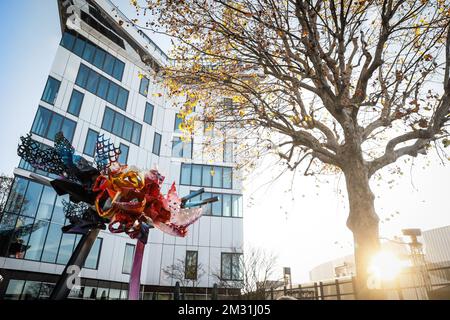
[344, 159, 384, 300]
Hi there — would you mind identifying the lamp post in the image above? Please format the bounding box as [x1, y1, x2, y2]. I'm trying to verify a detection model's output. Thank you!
[402, 229, 431, 299]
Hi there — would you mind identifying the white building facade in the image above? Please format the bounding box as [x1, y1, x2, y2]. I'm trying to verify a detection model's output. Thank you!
[0, 0, 243, 300]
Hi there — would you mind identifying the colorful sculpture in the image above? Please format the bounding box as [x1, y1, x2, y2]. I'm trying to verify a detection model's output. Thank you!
[17, 131, 216, 300]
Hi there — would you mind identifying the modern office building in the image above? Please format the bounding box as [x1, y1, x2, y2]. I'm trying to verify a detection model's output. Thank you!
[0, 0, 243, 300]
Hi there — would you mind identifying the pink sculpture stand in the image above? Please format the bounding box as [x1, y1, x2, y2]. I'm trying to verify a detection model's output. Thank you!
[128, 240, 146, 300]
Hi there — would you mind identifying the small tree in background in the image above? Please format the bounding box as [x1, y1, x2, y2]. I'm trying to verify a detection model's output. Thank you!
[129, 0, 450, 298]
[212, 246, 281, 299]
[0, 174, 13, 215]
[163, 258, 206, 288]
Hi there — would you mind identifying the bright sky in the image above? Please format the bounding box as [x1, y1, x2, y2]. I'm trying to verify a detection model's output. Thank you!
[0, 0, 449, 284]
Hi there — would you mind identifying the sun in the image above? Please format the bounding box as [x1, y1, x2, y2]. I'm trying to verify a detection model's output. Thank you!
[368, 250, 410, 281]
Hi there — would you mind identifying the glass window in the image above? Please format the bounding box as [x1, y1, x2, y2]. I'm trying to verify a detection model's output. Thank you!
[56, 233, 76, 265]
[183, 139, 193, 159]
[67, 90, 84, 116]
[191, 165, 202, 186]
[202, 166, 212, 187]
[51, 195, 68, 224]
[223, 167, 232, 189]
[60, 32, 76, 50]
[96, 287, 109, 300]
[152, 132, 162, 155]
[222, 194, 232, 217]
[39, 282, 55, 300]
[10, 216, 34, 258]
[112, 112, 124, 136]
[82, 41, 96, 63]
[108, 288, 121, 300]
[103, 54, 115, 75]
[221, 253, 242, 280]
[122, 243, 135, 274]
[174, 113, 182, 132]
[75, 64, 90, 87]
[116, 87, 128, 111]
[4, 280, 25, 300]
[73, 37, 86, 56]
[61, 32, 125, 80]
[232, 195, 242, 217]
[41, 223, 63, 263]
[221, 253, 232, 280]
[36, 187, 56, 220]
[212, 167, 223, 188]
[102, 107, 115, 132]
[41, 77, 61, 105]
[122, 118, 133, 142]
[84, 238, 102, 269]
[180, 164, 191, 185]
[83, 286, 97, 300]
[21, 181, 43, 218]
[131, 123, 142, 145]
[0, 213, 18, 256]
[224, 141, 233, 163]
[24, 221, 50, 261]
[112, 59, 125, 81]
[201, 192, 212, 215]
[5, 177, 28, 213]
[139, 77, 149, 96]
[86, 70, 100, 93]
[106, 82, 119, 105]
[46, 113, 63, 140]
[171, 137, 183, 158]
[97, 77, 109, 100]
[93, 48, 106, 69]
[84, 129, 98, 157]
[232, 254, 243, 280]
[212, 193, 222, 216]
[76, 64, 128, 109]
[31, 107, 52, 138]
[61, 118, 77, 143]
[185, 251, 198, 280]
[144, 103, 154, 125]
[118, 143, 129, 164]
[102, 107, 141, 145]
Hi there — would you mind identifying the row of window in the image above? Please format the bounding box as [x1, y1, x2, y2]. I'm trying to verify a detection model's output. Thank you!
[173, 113, 234, 163]
[180, 163, 233, 189]
[0, 177, 101, 268]
[101, 107, 142, 146]
[171, 137, 234, 163]
[187, 191, 243, 217]
[60, 31, 125, 81]
[76, 64, 129, 111]
[31, 106, 77, 143]
[3, 279, 129, 300]
[83, 129, 129, 164]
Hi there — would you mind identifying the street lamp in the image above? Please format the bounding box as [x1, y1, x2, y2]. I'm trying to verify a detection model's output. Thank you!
[402, 229, 431, 296]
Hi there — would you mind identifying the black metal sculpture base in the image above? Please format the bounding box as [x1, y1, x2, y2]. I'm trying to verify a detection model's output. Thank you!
[49, 228, 100, 300]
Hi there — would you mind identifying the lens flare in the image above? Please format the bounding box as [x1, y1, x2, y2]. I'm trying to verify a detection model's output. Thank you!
[368, 250, 409, 281]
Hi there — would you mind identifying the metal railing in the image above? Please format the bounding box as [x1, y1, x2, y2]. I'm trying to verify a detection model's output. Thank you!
[267, 265, 450, 300]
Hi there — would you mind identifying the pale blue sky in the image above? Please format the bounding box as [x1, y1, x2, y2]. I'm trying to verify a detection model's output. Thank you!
[0, 0, 449, 283]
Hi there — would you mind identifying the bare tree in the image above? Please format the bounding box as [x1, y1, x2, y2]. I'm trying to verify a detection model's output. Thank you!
[0, 174, 13, 215]
[163, 258, 206, 288]
[212, 246, 281, 299]
[131, 0, 450, 298]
